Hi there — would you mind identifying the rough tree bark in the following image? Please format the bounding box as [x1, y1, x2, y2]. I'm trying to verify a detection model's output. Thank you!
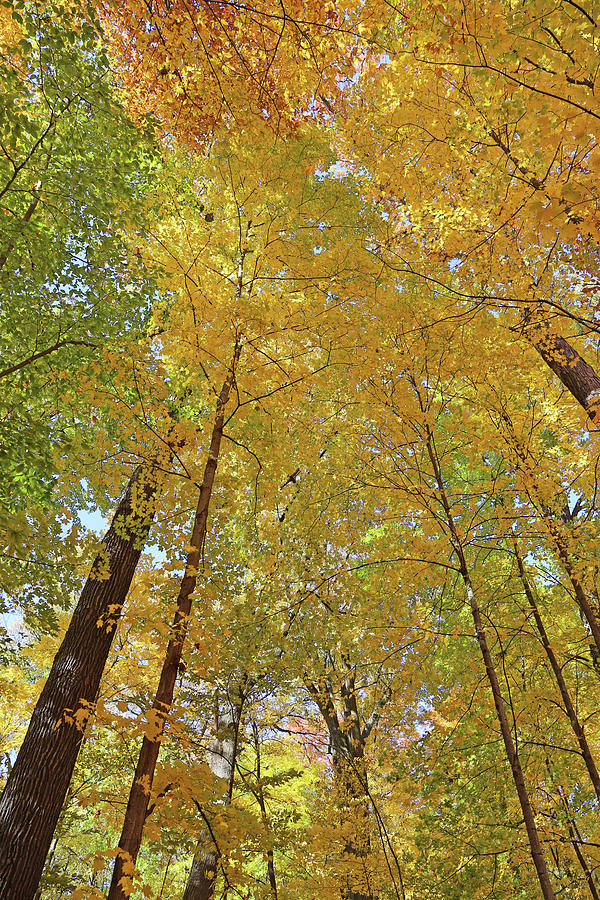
[524, 316, 600, 420]
[108, 341, 241, 900]
[0, 462, 163, 900]
[182, 845, 219, 900]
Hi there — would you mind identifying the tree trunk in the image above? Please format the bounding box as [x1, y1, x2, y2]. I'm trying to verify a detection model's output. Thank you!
[514, 539, 600, 803]
[0, 463, 162, 900]
[108, 343, 241, 900]
[540, 511, 600, 660]
[182, 688, 245, 900]
[498, 409, 600, 660]
[555, 784, 600, 900]
[462, 569, 556, 900]
[182, 844, 219, 900]
[334, 755, 374, 900]
[307, 671, 380, 900]
[426, 432, 557, 900]
[525, 318, 600, 420]
[0, 186, 42, 273]
[250, 720, 278, 898]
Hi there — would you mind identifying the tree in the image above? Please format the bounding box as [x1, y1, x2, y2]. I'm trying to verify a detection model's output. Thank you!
[4, 1, 600, 897]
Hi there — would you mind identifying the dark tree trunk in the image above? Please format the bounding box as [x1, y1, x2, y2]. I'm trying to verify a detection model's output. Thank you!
[462, 568, 556, 900]
[334, 755, 374, 900]
[540, 509, 600, 660]
[558, 789, 600, 900]
[0, 463, 161, 900]
[525, 319, 600, 420]
[499, 409, 600, 661]
[108, 343, 241, 900]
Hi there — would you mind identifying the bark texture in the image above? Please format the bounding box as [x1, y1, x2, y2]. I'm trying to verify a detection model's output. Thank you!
[525, 318, 600, 419]
[182, 845, 219, 900]
[182, 694, 243, 900]
[0, 464, 160, 900]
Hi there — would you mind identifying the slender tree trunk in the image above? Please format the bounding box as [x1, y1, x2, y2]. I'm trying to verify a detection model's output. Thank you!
[544, 755, 600, 900]
[0, 462, 163, 900]
[514, 539, 600, 803]
[425, 432, 556, 900]
[108, 342, 241, 900]
[0, 134, 52, 274]
[462, 567, 556, 900]
[499, 409, 600, 659]
[266, 848, 277, 897]
[557, 787, 600, 900]
[0, 185, 42, 273]
[565, 821, 600, 900]
[541, 512, 600, 659]
[250, 721, 278, 899]
[525, 318, 600, 420]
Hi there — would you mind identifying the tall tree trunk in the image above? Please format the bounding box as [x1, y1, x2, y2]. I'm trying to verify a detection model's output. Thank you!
[426, 431, 557, 900]
[513, 539, 600, 803]
[524, 317, 600, 420]
[334, 755, 374, 900]
[108, 342, 241, 900]
[533, 504, 600, 661]
[0, 462, 163, 900]
[556, 784, 600, 900]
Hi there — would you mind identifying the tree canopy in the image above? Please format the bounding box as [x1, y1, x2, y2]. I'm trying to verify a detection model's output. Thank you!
[2, 0, 600, 898]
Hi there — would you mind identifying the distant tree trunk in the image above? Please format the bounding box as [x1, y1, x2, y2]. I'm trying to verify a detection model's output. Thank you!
[249, 720, 278, 898]
[426, 431, 556, 900]
[549, 779, 600, 900]
[0, 462, 163, 900]
[0, 184, 42, 273]
[182, 687, 245, 900]
[108, 341, 241, 900]
[524, 317, 600, 420]
[0, 136, 52, 274]
[307, 662, 389, 900]
[546, 519, 600, 659]
[181, 844, 219, 900]
[499, 409, 600, 660]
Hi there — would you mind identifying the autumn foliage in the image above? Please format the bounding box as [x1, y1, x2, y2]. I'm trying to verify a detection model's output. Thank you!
[1, 0, 600, 899]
